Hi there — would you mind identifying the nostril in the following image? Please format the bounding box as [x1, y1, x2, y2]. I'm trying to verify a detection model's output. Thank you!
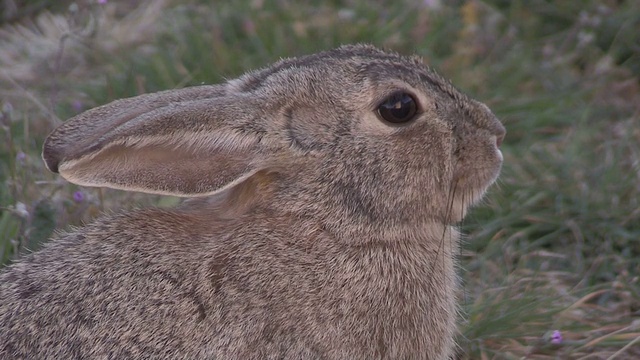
[495, 125, 506, 148]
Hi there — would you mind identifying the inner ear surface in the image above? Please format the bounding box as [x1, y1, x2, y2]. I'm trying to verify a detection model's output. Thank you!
[60, 144, 256, 196]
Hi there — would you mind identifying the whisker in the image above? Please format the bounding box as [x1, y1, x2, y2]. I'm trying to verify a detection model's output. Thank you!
[428, 166, 459, 280]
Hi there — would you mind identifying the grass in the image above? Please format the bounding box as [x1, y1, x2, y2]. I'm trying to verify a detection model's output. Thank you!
[1, 0, 639, 358]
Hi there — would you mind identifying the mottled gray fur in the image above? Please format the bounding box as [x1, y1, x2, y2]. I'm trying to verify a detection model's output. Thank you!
[0, 45, 505, 359]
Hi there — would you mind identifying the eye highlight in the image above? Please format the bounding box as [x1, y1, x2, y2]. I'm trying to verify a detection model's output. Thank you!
[377, 92, 418, 124]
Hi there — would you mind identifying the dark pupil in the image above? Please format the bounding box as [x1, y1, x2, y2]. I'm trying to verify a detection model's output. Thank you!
[378, 93, 417, 123]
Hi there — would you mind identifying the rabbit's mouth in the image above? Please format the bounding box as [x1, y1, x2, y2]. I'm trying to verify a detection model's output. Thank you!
[444, 148, 503, 223]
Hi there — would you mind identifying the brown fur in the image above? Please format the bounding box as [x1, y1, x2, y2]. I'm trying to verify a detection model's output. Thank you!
[0, 45, 505, 359]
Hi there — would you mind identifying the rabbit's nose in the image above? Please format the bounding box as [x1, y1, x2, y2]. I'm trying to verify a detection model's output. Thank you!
[495, 124, 506, 148]
[472, 102, 505, 148]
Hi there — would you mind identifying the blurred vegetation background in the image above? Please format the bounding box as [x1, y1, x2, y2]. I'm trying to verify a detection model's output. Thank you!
[1, 0, 639, 358]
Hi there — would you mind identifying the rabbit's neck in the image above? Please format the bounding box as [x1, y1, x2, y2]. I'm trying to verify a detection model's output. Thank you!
[322, 223, 459, 359]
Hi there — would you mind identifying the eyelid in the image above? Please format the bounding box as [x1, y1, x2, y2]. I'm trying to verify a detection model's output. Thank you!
[372, 89, 422, 114]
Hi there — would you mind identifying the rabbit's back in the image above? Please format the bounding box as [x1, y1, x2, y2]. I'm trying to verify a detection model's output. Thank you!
[0, 209, 214, 358]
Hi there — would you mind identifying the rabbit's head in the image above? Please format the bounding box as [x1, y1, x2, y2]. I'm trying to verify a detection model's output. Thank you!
[43, 44, 504, 242]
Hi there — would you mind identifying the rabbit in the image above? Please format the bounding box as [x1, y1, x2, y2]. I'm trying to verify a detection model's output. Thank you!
[0, 44, 505, 359]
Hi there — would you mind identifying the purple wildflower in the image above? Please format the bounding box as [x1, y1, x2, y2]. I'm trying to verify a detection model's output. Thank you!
[550, 330, 563, 344]
[16, 151, 27, 164]
[73, 191, 85, 203]
[97, 0, 107, 4]
[72, 100, 83, 113]
[242, 19, 256, 35]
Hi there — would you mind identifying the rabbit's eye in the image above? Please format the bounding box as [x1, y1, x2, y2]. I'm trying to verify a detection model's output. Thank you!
[377, 92, 418, 124]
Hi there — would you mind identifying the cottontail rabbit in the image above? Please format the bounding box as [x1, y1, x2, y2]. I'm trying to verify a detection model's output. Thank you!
[0, 44, 505, 359]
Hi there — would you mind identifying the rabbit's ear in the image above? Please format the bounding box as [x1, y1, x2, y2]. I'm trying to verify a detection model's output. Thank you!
[43, 85, 270, 197]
